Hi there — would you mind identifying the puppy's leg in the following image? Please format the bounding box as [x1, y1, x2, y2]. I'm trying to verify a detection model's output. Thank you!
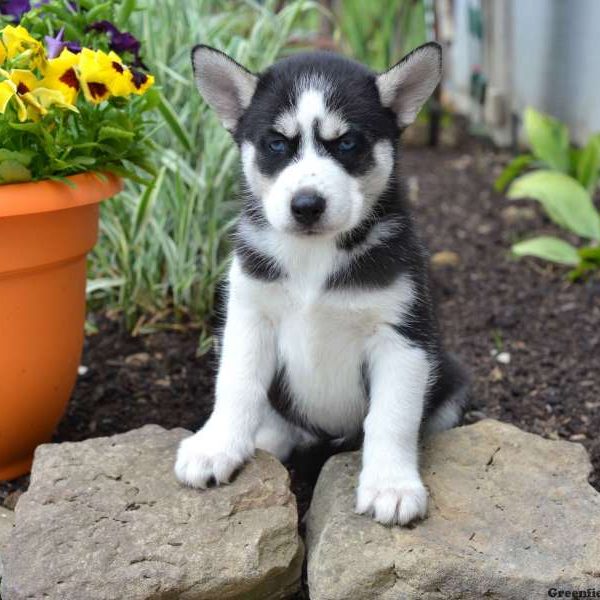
[255, 405, 315, 461]
[175, 291, 276, 488]
[422, 352, 469, 436]
[357, 327, 430, 526]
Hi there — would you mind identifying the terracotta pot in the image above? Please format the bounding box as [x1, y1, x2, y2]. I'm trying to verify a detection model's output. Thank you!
[0, 173, 122, 481]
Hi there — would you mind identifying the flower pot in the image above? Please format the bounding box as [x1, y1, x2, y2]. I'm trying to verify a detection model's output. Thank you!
[0, 173, 122, 481]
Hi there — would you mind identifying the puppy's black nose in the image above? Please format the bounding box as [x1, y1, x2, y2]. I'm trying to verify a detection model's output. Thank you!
[291, 189, 326, 226]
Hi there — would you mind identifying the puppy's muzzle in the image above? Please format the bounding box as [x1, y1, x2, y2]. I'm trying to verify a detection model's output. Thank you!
[291, 188, 326, 227]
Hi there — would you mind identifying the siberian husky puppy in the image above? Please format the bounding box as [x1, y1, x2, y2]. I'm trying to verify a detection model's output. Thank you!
[175, 42, 468, 526]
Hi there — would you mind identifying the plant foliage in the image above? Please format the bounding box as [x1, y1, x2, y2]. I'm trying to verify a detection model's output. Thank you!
[497, 107, 600, 279]
[0, 0, 156, 183]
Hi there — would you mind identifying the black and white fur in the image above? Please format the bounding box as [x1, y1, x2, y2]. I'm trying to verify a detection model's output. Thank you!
[175, 43, 468, 526]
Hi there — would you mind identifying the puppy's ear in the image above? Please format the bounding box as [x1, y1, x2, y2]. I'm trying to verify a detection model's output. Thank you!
[191, 45, 258, 131]
[376, 42, 442, 128]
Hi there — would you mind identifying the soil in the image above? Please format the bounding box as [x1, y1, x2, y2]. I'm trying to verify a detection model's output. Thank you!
[2, 131, 599, 596]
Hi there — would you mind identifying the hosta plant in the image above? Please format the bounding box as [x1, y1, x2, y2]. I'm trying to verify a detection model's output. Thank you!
[496, 107, 600, 280]
[0, 0, 156, 184]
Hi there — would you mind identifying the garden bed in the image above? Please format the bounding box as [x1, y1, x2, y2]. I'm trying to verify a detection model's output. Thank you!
[2, 130, 598, 524]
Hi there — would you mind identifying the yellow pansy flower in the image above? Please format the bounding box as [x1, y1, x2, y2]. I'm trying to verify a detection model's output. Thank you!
[77, 48, 134, 103]
[6, 69, 38, 94]
[0, 68, 35, 120]
[0, 81, 27, 121]
[40, 48, 80, 105]
[30, 87, 78, 115]
[1, 25, 44, 68]
[103, 51, 136, 96]
[0, 68, 77, 122]
[0, 80, 16, 114]
[0, 41, 6, 66]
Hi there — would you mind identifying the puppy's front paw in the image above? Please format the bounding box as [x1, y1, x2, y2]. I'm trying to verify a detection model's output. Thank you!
[175, 427, 253, 489]
[356, 471, 428, 526]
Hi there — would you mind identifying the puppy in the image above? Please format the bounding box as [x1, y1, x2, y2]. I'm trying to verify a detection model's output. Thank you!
[175, 42, 468, 526]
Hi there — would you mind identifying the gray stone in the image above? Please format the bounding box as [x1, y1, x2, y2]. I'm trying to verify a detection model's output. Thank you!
[1, 426, 303, 600]
[0, 506, 15, 581]
[307, 419, 600, 600]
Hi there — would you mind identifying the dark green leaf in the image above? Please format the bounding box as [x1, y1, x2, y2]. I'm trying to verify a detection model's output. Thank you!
[578, 246, 600, 263]
[494, 154, 534, 192]
[575, 136, 600, 194]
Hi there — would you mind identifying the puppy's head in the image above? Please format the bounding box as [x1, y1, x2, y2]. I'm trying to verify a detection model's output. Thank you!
[191, 44, 441, 236]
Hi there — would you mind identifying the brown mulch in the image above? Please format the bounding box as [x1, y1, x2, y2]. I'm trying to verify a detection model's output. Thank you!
[1, 131, 598, 598]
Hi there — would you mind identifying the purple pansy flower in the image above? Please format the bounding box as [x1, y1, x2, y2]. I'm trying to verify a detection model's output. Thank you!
[44, 26, 81, 58]
[64, 40, 81, 53]
[0, 0, 60, 22]
[44, 26, 65, 58]
[88, 20, 147, 69]
[88, 20, 140, 55]
[0, 0, 31, 21]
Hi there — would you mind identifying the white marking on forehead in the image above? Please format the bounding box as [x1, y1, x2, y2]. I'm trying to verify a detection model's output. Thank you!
[275, 88, 349, 141]
[296, 89, 327, 136]
[274, 112, 298, 138]
[319, 112, 349, 140]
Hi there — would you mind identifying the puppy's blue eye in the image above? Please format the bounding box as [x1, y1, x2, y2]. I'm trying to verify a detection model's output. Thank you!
[268, 138, 287, 154]
[338, 136, 357, 152]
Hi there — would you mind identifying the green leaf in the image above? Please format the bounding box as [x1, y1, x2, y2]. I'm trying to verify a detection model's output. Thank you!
[507, 170, 600, 240]
[86, 277, 126, 294]
[512, 236, 580, 265]
[494, 154, 534, 192]
[0, 149, 34, 166]
[105, 165, 153, 186]
[86, 2, 112, 21]
[157, 92, 193, 152]
[117, 0, 137, 28]
[8, 122, 42, 134]
[98, 126, 135, 142]
[524, 107, 570, 172]
[568, 255, 600, 281]
[132, 167, 165, 241]
[0, 160, 32, 183]
[575, 136, 600, 194]
[138, 88, 162, 113]
[126, 155, 158, 177]
[578, 245, 600, 263]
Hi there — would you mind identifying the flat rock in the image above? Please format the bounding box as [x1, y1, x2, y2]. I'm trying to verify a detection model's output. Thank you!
[307, 419, 600, 600]
[0, 506, 15, 581]
[1, 426, 303, 600]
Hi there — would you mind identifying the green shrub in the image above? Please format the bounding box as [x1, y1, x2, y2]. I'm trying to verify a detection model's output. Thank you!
[333, 0, 426, 70]
[496, 107, 600, 280]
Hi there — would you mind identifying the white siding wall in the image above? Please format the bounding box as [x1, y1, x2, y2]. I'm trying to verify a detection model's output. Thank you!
[448, 0, 600, 145]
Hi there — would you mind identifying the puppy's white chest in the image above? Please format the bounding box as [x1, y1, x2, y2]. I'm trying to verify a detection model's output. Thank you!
[234, 251, 416, 437]
[275, 288, 372, 436]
